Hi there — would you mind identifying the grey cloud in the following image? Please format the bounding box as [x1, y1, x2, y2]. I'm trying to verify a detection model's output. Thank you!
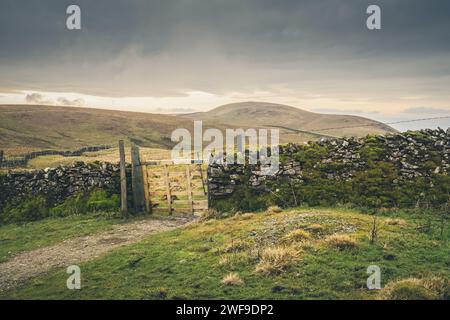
[25, 93, 53, 105]
[1, 0, 450, 98]
[56, 97, 85, 107]
[24, 92, 85, 106]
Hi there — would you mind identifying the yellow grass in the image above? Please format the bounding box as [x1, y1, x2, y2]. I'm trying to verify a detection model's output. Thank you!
[325, 234, 357, 250]
[283, 229, 312, 243]
[255, 246, 299, 275]
[221, 272, 244, 286]
[385, 218, 407, 226]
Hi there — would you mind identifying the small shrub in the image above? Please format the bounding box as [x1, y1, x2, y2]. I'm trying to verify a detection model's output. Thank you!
[283, 229, 312, 243]
[325, 234, 357, 250]
[380, 277, 449, 300]
[87, 189, 119, 212]
[51, 194, 87, 217]
[255, 246, 299, 275]
[221, 272, 244, 286]
[51, 189, 119, 217]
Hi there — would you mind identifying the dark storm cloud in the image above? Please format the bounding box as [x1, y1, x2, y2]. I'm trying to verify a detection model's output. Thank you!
[0, 0, 450, 97]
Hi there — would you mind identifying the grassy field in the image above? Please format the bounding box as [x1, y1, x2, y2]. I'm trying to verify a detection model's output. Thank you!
[25, 147, 172, 169]
[2, 207, 448, 300]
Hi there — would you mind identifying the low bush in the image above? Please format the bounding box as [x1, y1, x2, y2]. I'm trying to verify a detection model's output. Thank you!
[87, 189, 119, 212]
[51, 189, 119, 217]
[1, 188, 120, 225]
[0, 195, 49, 224]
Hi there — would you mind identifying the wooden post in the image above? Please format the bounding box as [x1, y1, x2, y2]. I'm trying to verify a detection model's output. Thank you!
[142, 164, 151, 214]
[185, 165, 194, 214]
[206, 165, 211, 209]
[163, 164, 172, 215]
[131, 143, 145, 213]
[0, 150, 3, 167]
[198, 164, 207, 195]
[118, 140, 128, 219]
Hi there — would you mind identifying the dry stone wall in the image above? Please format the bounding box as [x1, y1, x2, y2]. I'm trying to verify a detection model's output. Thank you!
[0, 161, 123, 208]
[207, 128, 450, 203]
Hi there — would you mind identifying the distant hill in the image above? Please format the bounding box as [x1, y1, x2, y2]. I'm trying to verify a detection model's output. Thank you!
[182, 102, 396, 137]
[0, 102, 396, 156]
[0, 105, 195, 155]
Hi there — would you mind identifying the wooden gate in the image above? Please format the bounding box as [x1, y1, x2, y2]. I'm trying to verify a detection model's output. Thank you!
[142, 162, 208, 215]
[127, 143, 208, 215]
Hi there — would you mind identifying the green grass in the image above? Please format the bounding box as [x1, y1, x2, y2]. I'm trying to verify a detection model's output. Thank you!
[2, 208, 448, 300]
[0, 214, 125, 263]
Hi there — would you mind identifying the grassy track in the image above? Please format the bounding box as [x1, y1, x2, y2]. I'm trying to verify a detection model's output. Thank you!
[0, 214, 132, 263]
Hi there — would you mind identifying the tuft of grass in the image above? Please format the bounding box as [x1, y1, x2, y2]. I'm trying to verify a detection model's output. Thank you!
[306, 223, 324, 233]
[219, 240, 250, 254]
[384, 218, 407, 226]
[379, 277, 449, 300]
[325, 234, 357, 250]
[267, 206, 283, 214]
[283, 229, 312, 243]
[199, 209, 221, 221]
[255, 246, 299, 275]
[218, 256, 232, 267]
[221, 273, 244, 286]
[237, 213, 255, 220]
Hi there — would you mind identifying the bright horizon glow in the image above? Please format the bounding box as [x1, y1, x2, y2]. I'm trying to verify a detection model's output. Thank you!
[1, 89, 449, 131]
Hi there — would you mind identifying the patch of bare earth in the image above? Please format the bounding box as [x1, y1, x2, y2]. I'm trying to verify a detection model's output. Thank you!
[0, 215, 196, 292]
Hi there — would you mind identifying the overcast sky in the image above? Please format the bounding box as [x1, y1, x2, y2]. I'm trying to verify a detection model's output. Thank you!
[0, 0, 449, 129]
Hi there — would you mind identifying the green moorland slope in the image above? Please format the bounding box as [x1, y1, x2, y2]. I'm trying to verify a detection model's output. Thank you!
[3, 207, 448, 300]
[0, 105, 195, 155]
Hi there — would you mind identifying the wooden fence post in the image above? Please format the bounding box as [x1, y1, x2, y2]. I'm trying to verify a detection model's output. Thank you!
[119, 140, 128, 219]
[142, 164, 151, 214]
[131, 143, 145, 213]
[206, 165, 211, 209]
[163, 164, 172, 215]
[185, 165, 194, 214]
[198, 163, 207, 195]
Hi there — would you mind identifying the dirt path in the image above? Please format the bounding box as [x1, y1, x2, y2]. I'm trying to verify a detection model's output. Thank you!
[0, 215, 196, 292]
